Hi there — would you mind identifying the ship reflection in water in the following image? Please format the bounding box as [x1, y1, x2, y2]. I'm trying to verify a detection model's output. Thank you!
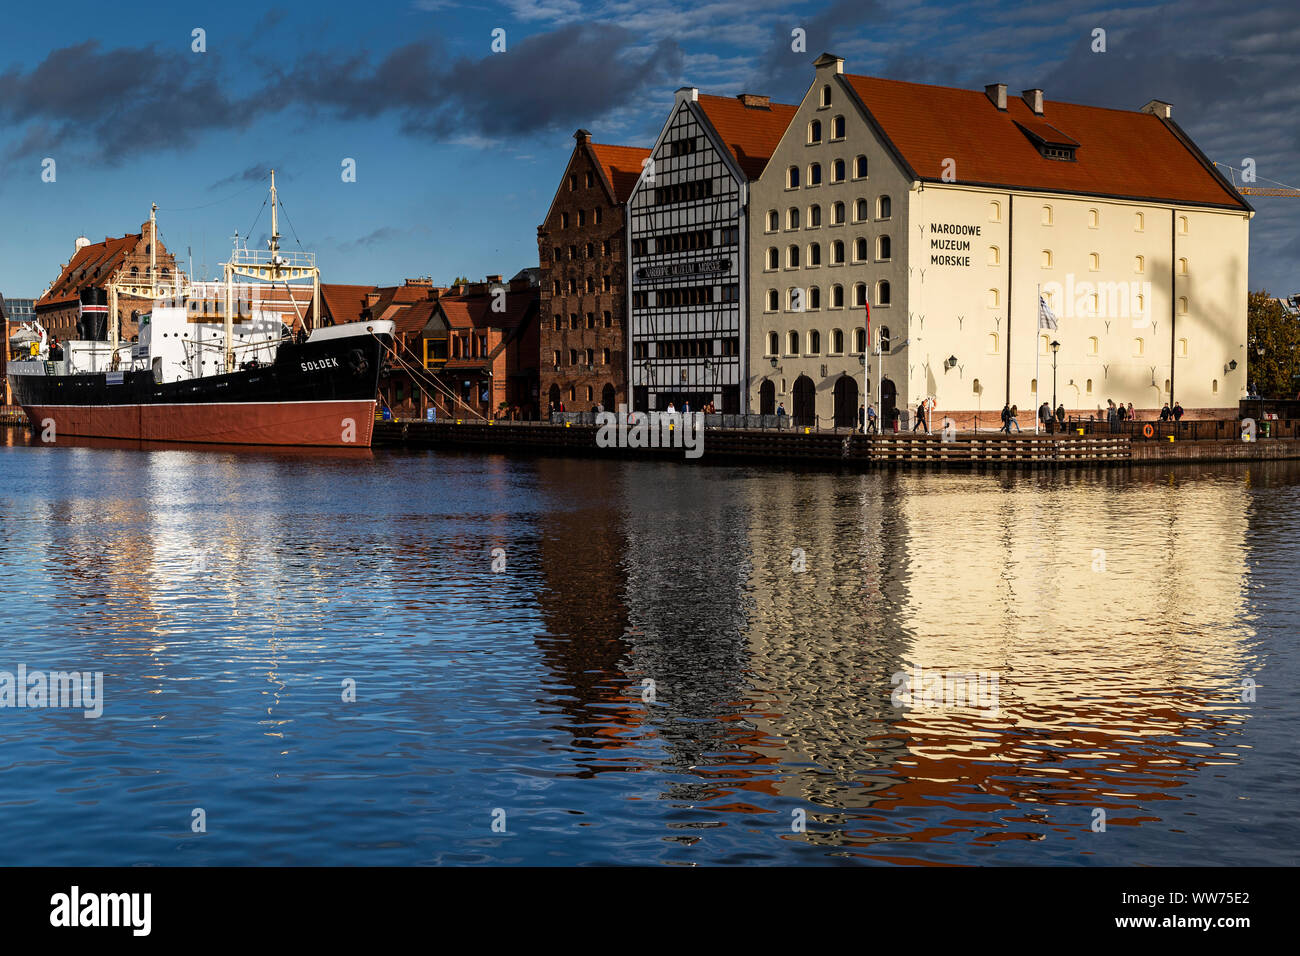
[0, 431, 1295, 866]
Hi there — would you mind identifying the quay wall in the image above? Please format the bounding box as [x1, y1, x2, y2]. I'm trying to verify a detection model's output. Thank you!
[373, 420, 1300, 468]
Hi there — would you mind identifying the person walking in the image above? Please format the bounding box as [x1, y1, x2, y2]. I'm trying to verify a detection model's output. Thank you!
[1055, 404, 1065, 431]
[1127, 402, 1135, 420]
[913, 399, 929, 433]
[776, 402, 787, 425]
[1008, 404, 1022, 433]
[1000, 403, 1011, 434]
[1038, 401, 1052, 434]
[1173, 401, 1184, 421]
[1159, 403, 1171, 421]
[858, 404, 865, 433]
[866, 404, 878, 434]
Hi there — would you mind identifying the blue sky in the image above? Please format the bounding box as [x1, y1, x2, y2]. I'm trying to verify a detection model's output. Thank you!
[1, 0, 1296, 297]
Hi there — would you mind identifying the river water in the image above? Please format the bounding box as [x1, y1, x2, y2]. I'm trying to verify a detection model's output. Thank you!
[0, 428, 1295, 866]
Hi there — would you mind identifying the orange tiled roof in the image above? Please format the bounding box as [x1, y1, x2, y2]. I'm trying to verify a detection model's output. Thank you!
[318, 283, 378, 325]
[37, 234, 140, 307]
[842, 74, 1247, 209]
[589, 143, 651, 201]
[694, 94, 799, 180]
[392, 282, 434, 305]
[393, 299, 438, 336]
[438, 290, 537, 331]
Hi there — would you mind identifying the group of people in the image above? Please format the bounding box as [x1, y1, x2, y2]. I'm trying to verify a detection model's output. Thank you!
[997, 402, 1066, 433]
[663, 400, 716, 415]
[855, 402, 903, 434]
[1157, 402, 1186, 422]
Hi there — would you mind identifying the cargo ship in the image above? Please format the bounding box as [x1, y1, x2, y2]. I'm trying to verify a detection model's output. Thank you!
[6, 173, 393, 447]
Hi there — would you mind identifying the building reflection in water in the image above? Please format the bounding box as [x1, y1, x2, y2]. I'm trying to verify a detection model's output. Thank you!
[607, 463, 1260, 859]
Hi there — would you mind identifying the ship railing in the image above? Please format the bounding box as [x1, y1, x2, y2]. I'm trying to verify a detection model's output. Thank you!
[226, 249, 317, 270]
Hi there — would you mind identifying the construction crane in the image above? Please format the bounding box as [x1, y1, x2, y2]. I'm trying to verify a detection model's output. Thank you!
[1214, 162, 1300, 197]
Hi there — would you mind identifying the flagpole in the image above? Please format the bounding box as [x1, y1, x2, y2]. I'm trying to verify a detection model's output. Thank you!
[1034, 283, 1041, 435]
[863, 301, 870, 434]
[876, 335, 882, 433]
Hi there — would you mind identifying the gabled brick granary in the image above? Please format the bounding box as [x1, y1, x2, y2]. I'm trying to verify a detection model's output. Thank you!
[34, 220, 178, 344]
[538, 130, 649, 413]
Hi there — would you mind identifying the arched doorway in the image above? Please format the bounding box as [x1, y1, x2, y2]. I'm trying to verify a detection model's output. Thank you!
[881, 377, 898, 429]
[547, 383, 561, 412]
[833, 375, 858, 428]
[601, 383, 616, 412]
[792, 375, 816, 427]
[759, 379, 776, 415]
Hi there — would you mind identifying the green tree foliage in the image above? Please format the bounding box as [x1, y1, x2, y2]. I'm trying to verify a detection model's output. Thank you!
[1247, 291, 1300, 398]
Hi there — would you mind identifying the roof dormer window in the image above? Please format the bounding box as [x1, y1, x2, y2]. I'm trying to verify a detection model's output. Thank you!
[1015, 119, 1078, 161]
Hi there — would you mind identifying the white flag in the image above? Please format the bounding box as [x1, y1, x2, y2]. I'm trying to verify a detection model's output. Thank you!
[1038, 293, 1059, 331]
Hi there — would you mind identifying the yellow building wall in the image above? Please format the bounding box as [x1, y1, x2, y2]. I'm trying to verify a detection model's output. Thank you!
[906, 184, 1249, 426]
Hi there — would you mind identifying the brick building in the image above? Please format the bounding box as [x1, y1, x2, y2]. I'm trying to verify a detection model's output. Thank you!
[538, 130, 649, 413]
[424, 272, 540, 419]
[308, 278, 448, 417]
[34, 218, 177, 343]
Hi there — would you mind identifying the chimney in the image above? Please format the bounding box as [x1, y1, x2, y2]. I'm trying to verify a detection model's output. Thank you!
[985, 83, 1007, 110]
[813, 52, 844, 74]
[736, 93, 770, 109]
[1021, 88, 1044, 115]
[675, 87, 699, 106]
[1140, 99, 1173, 119]
[574, 128, 592, 144]
[486, 274, 503, 283]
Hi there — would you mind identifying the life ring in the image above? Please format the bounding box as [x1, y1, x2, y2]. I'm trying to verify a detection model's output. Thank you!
[1142, 423, 1154, 438]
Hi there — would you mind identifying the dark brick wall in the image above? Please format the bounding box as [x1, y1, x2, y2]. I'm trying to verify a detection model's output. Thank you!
[538, 136, 629, 413]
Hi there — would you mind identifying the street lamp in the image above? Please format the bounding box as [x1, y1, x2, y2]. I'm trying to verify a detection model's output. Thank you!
[1050, 340, 1060, 420]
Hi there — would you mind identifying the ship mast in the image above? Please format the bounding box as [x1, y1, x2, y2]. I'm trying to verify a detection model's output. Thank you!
[222, 169, 320, 371]
[270, 169, 279, 255]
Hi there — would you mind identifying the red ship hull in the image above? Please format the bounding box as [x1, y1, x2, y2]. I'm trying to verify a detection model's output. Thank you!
[23, 399, 377, 448]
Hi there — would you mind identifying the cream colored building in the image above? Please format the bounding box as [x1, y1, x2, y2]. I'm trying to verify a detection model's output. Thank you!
[748, 54, 1252, 428]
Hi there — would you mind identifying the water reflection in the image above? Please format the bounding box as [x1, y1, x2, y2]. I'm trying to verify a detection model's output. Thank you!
[0, 432, 1291, 865]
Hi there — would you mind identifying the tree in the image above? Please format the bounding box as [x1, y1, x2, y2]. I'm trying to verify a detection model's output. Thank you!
[1247, 291, 1300, 398]
[451, 276, 471, 286]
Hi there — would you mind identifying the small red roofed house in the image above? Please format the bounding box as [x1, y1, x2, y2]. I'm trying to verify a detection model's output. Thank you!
[422, 271, 540, 420]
